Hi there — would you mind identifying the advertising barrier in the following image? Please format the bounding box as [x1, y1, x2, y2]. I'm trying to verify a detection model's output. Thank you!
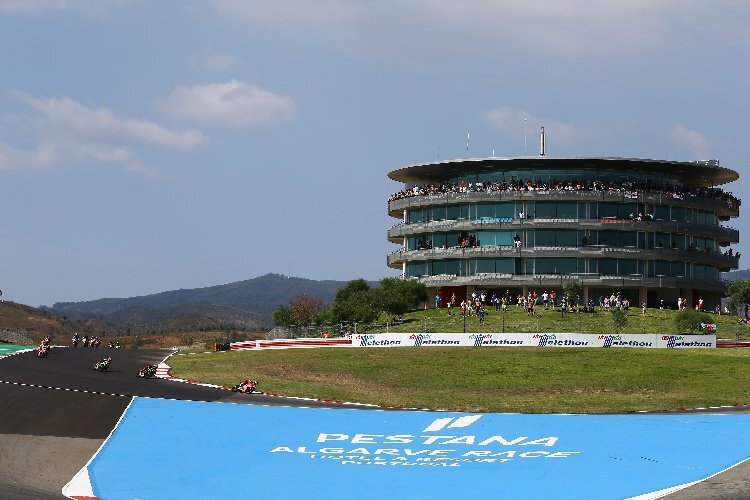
[349, 333, 715, 349]
[230, 338, 353, 350]
[230, 334, 715, 351]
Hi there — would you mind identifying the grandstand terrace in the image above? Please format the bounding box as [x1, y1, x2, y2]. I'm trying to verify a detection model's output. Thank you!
[387, 156, 741, 310]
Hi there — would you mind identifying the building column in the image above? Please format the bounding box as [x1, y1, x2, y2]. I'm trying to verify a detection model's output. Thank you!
[583, 285, 589, 305]
[639, 287, 647, 308]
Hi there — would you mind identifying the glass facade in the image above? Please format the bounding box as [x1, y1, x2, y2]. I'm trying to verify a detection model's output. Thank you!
[406, 229, 716, 251]
[447, 168, 682, 186]
[406, 257, 720, 280]
[406, 201, 719, 226]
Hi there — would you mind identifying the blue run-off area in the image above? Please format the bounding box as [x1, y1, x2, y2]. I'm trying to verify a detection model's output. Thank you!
[87, 398, 750, 500]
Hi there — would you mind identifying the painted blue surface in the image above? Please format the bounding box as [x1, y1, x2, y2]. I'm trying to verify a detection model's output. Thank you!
[88, 398, 750, 500]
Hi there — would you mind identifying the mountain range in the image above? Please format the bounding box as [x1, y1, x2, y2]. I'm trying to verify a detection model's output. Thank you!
[47, 273, 375, 332]
[37, 270, 749, 333]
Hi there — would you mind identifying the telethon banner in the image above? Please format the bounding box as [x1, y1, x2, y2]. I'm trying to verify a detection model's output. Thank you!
[349, 333, 715, 349]
[230, 334, 716, 351]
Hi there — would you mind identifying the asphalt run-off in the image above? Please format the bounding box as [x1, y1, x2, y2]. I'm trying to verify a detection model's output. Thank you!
[67, 398, 750, 499]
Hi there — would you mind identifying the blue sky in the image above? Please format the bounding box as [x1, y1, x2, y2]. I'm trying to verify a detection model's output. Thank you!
[1, 1, 748, 306]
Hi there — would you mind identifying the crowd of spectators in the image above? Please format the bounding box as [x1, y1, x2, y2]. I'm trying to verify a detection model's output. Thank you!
[389, 178, 740, 210]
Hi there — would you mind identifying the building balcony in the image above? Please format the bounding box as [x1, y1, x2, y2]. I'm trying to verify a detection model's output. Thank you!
[386, 245, 740, 271]
[408, 273, 727, 292]
[387, 218, 739, 245]
[387, 190, 739, 219]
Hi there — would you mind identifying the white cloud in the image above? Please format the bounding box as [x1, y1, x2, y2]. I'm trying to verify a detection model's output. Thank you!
[484, 105, 714, 161]
[187, 49, 236, 72]
[0, 92, 204, 174]
[162, 80, 296, 126]
[0, 0, 134, 15]
[484, 105, 583, 148]
[671, 125, 710, 159]
[212, 0, 749, 57]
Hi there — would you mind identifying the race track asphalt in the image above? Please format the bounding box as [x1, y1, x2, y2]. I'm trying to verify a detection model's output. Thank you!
[0, 347, 350, 499]
[1, 346, 748, 499]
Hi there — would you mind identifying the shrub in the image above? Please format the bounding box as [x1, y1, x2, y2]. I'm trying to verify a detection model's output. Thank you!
[673, 308, 711, 334]
[611, 308, 627, 333]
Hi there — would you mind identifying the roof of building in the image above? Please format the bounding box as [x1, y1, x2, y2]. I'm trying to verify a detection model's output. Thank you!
[388, 157, 739, 186]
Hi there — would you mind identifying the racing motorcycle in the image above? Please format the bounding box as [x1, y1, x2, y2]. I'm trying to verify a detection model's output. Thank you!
[231, 380, 258, 394]
[37, 342, 50, 358]
[94, 357, 112, 372]
[137, 364, 157, 378]
[72, 334, 80, 347]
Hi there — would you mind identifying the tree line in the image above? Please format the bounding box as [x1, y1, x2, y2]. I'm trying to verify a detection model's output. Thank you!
[273, 278, 428, 331]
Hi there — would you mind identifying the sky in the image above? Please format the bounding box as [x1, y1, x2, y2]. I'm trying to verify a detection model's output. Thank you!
[1, 1, 749, 307]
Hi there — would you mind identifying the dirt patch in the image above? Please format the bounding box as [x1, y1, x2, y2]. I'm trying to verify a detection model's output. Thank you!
[258, 364, 383, 394]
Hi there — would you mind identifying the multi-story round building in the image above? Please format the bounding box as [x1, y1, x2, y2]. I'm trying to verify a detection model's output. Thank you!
[387, 156, 740, 309]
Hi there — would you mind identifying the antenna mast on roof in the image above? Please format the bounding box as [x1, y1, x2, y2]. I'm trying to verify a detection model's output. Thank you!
[539, 126, 546, 157]
[524, 117, 527, 154]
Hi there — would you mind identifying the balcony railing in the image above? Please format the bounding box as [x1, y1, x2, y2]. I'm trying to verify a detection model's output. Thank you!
[388, 190, 739, 218]
[412, 273, 726, 291]
[387, 245, 740, 270]
[387, 218, 739, 243]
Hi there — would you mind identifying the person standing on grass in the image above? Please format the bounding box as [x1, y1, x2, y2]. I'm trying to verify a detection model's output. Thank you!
[479, 306, 485, 325]
[642, 302, 647, 316]
[435, 293, 441, 309]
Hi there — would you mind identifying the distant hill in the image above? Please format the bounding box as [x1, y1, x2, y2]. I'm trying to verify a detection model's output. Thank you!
[723, 270, 750, 282]
[47, 273, 376, 330]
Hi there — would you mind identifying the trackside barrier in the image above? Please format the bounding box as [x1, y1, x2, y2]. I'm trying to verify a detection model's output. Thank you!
[230, 338, 353, 351]
[230, 334, 716, 350]
[350, 333, 716, 348]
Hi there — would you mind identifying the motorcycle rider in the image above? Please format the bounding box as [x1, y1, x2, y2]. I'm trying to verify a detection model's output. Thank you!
[38, 336, 51, 357]
[238, 380, 257, 393]
[82, 334, 89, 347]
[72, 333, 80, 347]
[92, 336, 101, 348]
[139, 364, 157, 377]
[95, 357, 112, 371]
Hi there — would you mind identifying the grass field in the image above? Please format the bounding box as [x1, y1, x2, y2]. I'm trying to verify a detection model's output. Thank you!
[369, 305, 749, 337]
[168, 346, 750, 413]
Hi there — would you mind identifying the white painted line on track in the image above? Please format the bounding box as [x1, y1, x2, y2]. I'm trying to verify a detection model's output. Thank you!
[0, 379, 131, 398]
[62, 397, 137, 500]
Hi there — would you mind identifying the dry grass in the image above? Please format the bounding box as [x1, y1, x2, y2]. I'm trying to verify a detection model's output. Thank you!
[168, 346, 750, 413]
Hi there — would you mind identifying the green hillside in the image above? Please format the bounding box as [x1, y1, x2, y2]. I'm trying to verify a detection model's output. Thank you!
[368, 305, 747, 338]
